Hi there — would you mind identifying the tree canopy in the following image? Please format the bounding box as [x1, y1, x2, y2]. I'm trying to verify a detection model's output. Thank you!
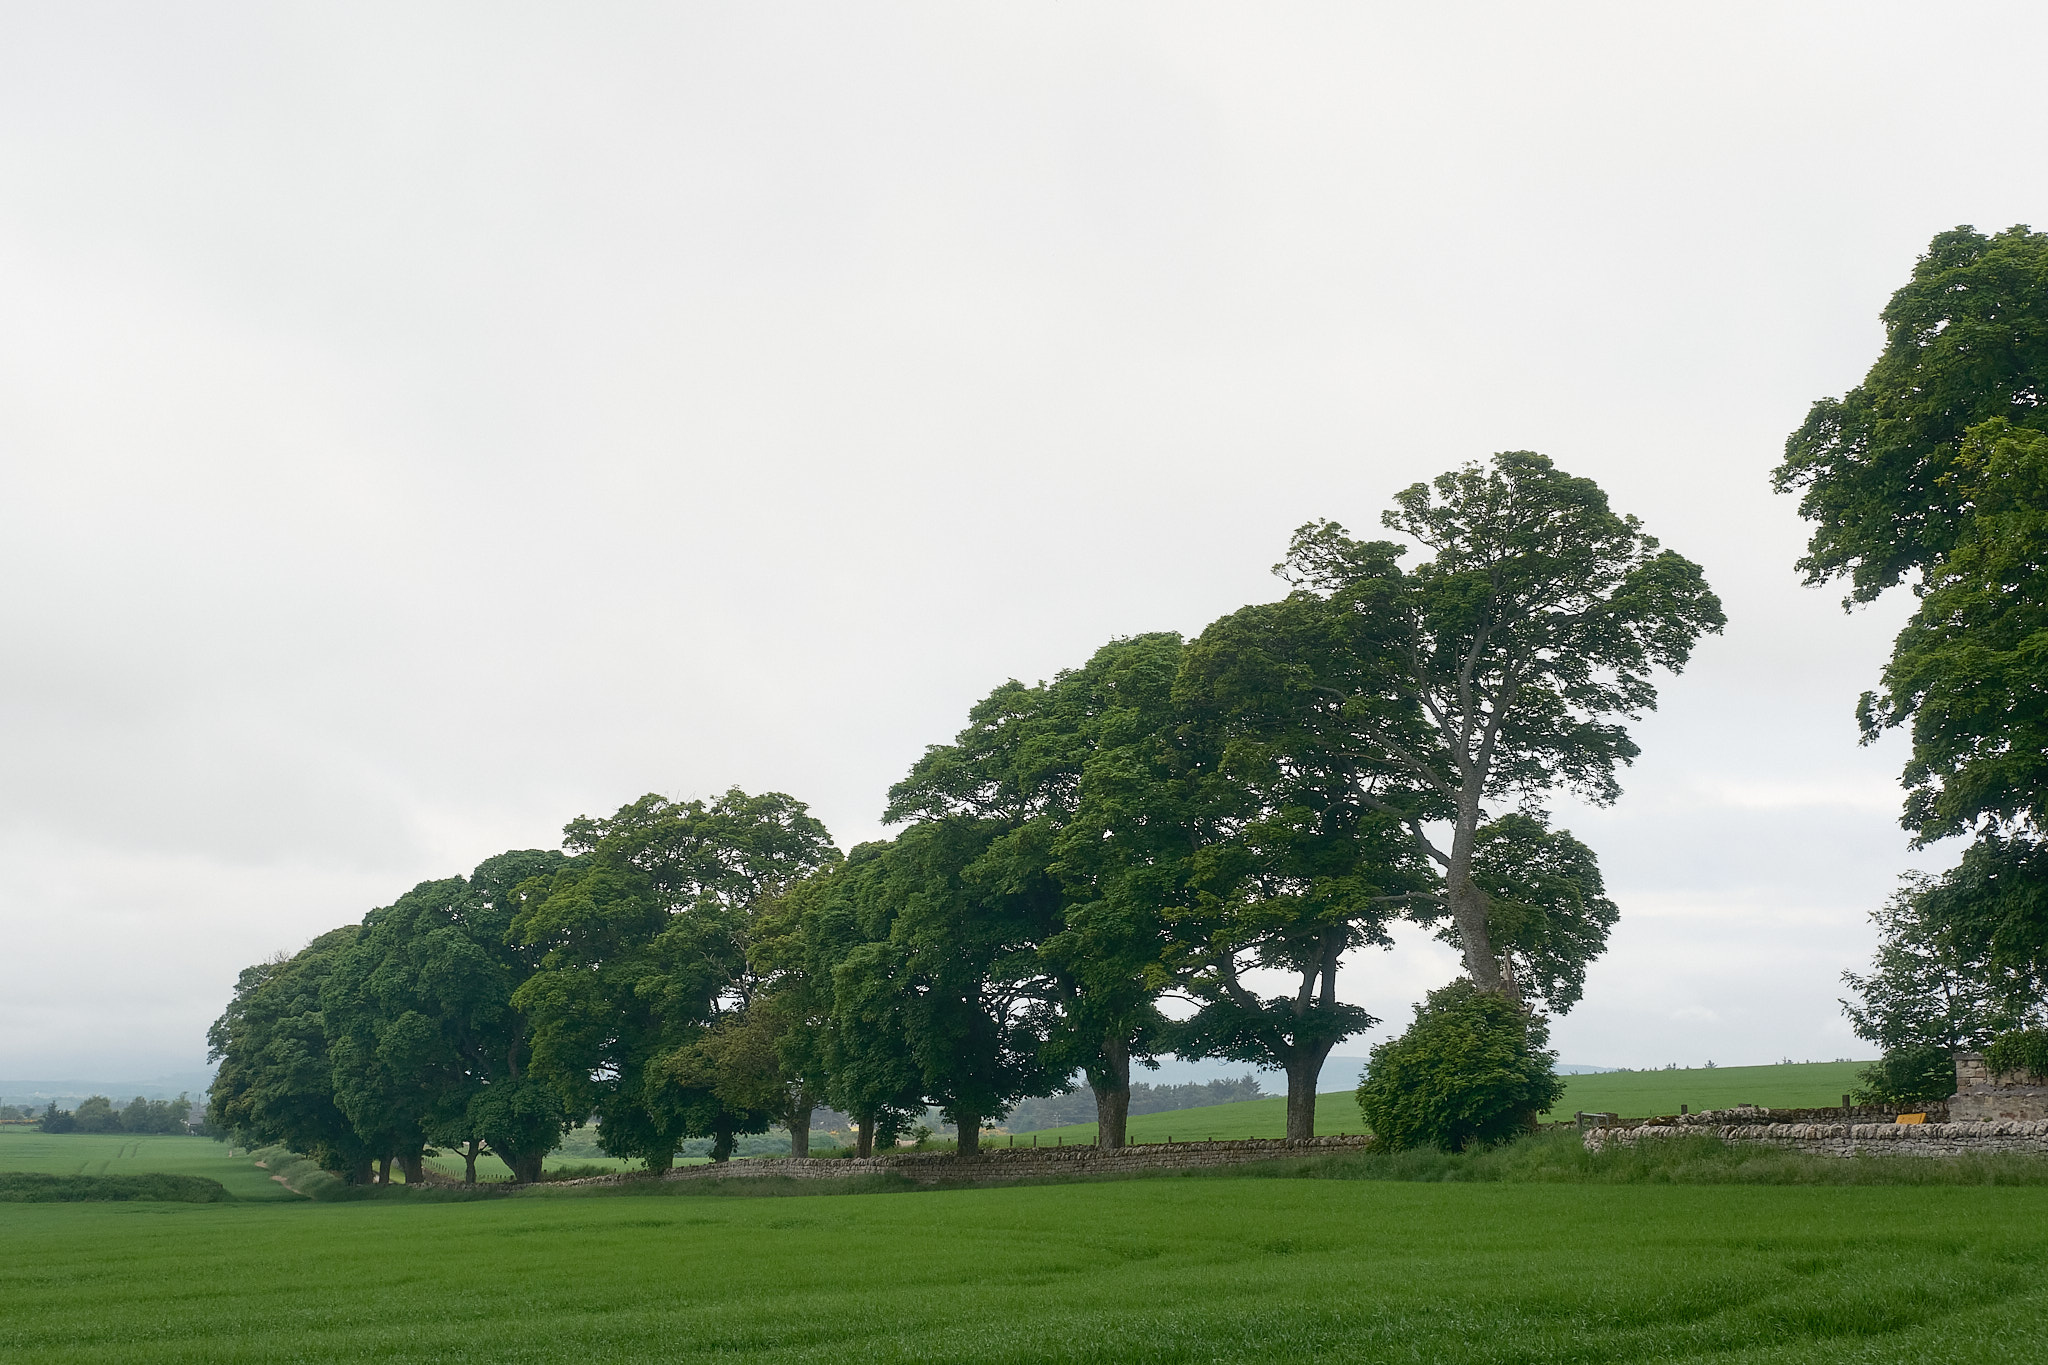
[1774, 225, 2048, 604]
[206, 450, 1707, 1172]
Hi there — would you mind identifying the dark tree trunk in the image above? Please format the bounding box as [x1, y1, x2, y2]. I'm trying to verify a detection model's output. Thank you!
[710, 1127, 735, 1163]
[346, 1157, 373, 1186]
[954, 1111, 980, 1157]
[376, 1154, 393, 1186]
[855, 1114, 874, 1158]
[512, 1152, 545, 1183]
[1284, 1049, 1335, 1141]
[788, 1101, 813, 1158]
[1090, 1036, 1133, 1150]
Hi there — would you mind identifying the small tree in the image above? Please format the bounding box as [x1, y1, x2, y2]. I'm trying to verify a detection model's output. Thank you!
[1842, 873, 2039, 1055]
[1356, 980, 1562, 1151]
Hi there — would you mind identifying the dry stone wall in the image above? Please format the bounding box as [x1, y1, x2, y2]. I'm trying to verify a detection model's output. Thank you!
[1584, 1116, 2048, 1158]
[528, 1135, 1375, 1189]
[661, 1134, 1374, 1184]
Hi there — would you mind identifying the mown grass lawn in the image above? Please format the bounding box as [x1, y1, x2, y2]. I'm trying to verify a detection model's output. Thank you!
[1, 1175, 2043, 1363]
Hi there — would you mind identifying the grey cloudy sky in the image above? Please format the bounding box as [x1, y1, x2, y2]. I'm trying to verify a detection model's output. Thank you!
[4, 2, 2044, 1080]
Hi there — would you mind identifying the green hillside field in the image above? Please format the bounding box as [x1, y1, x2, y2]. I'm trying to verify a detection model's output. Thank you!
[1009, 1060, 1878, 1144]
[0, 1129, 297, 1201]
[3, 1172, 2045, 1361]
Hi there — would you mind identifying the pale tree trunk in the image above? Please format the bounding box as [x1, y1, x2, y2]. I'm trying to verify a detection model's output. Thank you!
[461, 1138, 481, 1185]
[1090, 1036, 1133, 1150]
[1446, 796, 1504, 995]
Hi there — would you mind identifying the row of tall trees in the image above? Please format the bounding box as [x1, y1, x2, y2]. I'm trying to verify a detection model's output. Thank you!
[211, 452, 1719, 1174]
[1783, 225, 2048, 1088]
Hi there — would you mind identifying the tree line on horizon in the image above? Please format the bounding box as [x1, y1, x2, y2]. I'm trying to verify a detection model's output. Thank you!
[1790, 225, 2048, 1101]
[36, 1094, 193, 1135]
[207, 451, 1722, 1182]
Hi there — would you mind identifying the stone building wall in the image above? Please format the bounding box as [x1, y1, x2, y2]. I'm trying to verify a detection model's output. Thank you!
[1949, 1051, 2048, 1121]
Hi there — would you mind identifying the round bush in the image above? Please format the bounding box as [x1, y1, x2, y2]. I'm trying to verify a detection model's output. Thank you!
[1851, 1043, 1956, 1107]
[1356, 979, 1564, 1151]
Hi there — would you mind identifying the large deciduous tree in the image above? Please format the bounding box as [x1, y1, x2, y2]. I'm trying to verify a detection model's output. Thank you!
[1858, 421, 2048, 844]
[1773, 225, 2048, 605]
[885, 633, 1184, 1148]
[322, 849, 574, 1185]
[207, 927, 378, 1183]
[862, 819, 1059, 1156]
[1173, 597, 1434, 1139]
[1265, 452, 1720, 1001]
[775, 849, 927, 1157]
[1775, 229, 2048, 1023]
[513, 789, 838, 1167]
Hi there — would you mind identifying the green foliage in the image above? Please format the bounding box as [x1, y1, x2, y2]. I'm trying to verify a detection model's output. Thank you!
[882, 633, 1187, 1146]
[854, 819, 1061, 1152]
[1271, 452, 1720, 998]
[1357, 980, 1564, 1151]
[324, 849, 574, 1185]
[1842, 873, 2041, 1054]
[1985, 1027, 2048, 1082]
[35, 1093, 193, 1135]
[1860, 419, 2048, 842]
[207, 926, 379, 1181]
[1774, 224, 2048, 604]
[1851, 1045, 1957, 1108]
[514, 788, 840, 1167]
[0, 1171, 229, 1202]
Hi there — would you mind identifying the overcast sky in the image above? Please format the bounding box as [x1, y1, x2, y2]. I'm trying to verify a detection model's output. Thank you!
[4, 2, 2045, 1081]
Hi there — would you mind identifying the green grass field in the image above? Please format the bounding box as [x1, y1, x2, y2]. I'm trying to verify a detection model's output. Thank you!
[0, 1129, 296, 1201]
[1015, 1060, 1877, 1144]
[2, 1173, 2044, 1361]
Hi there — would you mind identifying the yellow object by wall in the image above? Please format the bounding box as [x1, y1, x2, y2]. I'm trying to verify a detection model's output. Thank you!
[1895, 1113, 1927, 1124]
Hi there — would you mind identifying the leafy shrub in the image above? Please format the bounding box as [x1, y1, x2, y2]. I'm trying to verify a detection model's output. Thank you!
[0, 1172, 230, 1202]
[1851, 1043, 1956, 1106]
[1356, 980, 1564, 1151]
[1985, 1027, 2048, 1082]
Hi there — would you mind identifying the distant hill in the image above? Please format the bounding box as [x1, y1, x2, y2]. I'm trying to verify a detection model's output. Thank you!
[1008, 1059, 1881, 1143]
